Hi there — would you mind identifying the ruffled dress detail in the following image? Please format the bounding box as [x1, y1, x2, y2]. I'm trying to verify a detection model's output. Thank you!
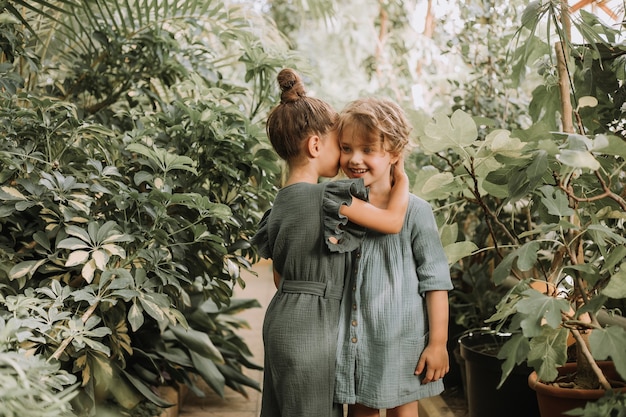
[252, 179, 368, 417]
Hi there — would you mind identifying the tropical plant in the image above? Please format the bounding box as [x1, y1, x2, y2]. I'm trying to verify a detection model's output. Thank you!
[411, 0, 626, 410]
[0, 351, 78, 417]
[0, 0, 287, 414]
[0, 316, 79, 417]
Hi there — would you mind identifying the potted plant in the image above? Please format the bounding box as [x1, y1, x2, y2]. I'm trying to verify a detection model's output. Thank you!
[411, 2, 626, 416]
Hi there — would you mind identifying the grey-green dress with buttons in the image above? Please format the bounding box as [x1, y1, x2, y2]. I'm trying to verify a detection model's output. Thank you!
[253, 179, 368, 417]
[334, 194, 453, 409]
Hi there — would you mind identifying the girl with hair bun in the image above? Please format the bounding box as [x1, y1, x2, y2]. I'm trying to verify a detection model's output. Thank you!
[253, 69, 409, 417]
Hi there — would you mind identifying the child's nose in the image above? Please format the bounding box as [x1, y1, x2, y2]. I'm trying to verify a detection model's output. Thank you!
[350, 152, 363, 163]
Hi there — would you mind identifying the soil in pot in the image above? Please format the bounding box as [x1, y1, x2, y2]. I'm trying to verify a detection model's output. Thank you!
[528, 361, 626, 417]
[459, 330, 540, 417]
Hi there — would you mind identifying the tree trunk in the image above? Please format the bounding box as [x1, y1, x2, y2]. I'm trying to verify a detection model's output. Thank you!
[555, 41, 574, 134]
[574, 331, 600, 389]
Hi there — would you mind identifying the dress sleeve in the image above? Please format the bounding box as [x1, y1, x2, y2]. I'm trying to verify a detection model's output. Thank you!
[323, 179, 369, 253]
[252, 209, 272, 259]
[410, 197, 454, 295]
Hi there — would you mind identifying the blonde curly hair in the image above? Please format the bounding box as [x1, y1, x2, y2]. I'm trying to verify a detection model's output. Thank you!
[336, 97, 412, 156]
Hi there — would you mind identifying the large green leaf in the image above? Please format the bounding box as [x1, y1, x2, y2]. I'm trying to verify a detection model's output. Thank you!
[497, 333, 530, 388]
[590, 326, 626, 381]
[603, 264, 626, 299]
[516, 289, 570, 336]
[8, 259, 47, 280]
[525, 150, 548, 181]
[557, 149, 601, 170]
[190, 351, 225, 398]
[122, 370, 174, 408]
[412, 167, 458, 200]
[592, 134, 626, 158]
[420, 110, 478, 153]
[516, 241, 540, 271]
[538, 185, 575, 217]
[169, 325, 224, 362]
[443, 241, 479, 266]
[527, 327, 569, 383]
[216, 363, 261, 395]
[492, 252, 516, 285]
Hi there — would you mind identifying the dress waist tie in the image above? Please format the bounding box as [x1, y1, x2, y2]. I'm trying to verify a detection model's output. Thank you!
[279, 279, 343, 300]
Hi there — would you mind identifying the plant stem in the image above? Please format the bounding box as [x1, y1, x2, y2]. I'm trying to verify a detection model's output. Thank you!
[570, 328, 612, 390]
[555, 41, 574, 134]
[558, 171, 626, 211]
[50, 336, 73, 361]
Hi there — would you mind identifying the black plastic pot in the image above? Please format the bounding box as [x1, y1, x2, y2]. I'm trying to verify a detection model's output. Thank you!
[459, 329, 540, 417]
[444, 321, 468, 391]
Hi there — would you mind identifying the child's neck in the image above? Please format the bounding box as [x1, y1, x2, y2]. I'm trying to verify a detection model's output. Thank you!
[285, 164, 320, 186]
[285, 172, 317, 186]
[367, 181, 392, 209]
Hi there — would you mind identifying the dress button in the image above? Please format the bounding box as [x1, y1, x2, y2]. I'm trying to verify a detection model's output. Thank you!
[351, 337, 358, 343]
[351, 320, 357, 327]
[352, 304, 357, 310]
[352, 285, 356, 291]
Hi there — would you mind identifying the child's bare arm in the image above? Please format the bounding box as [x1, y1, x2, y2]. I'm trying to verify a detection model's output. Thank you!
[340, 156, 409, 233]
[415, 290, 450, 383]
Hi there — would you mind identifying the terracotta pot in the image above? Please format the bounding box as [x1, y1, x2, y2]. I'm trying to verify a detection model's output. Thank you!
[156, 386, 179, 417]
[528, 361, 626, 417]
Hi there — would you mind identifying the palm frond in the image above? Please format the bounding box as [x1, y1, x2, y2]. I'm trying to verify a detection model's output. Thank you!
[5, 0, 78, 41]
[14, 0, 291, 119]
[22, 0, 219, 62]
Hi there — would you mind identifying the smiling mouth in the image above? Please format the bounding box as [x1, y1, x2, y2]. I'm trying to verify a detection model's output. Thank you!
[349, 168, 368, 174]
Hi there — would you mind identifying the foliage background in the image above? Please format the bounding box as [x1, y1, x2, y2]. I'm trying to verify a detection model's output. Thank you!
[1, 0, 625, 415]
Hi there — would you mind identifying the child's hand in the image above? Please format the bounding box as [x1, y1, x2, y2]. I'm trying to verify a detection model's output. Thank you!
[415, 344, 449, 384]
[391, 153, 408, 187]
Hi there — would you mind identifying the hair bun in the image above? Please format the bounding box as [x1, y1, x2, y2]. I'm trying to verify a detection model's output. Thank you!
[277, 68, 306, 104]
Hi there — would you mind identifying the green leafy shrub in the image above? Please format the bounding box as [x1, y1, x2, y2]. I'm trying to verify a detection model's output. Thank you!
[412, 1, 626, 409]
[0, 351, 78, 416]
[0, 317, 79, 417]
[0, 0, 286, 414]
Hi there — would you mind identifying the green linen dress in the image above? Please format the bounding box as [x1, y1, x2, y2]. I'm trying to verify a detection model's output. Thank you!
[253, 179, 368, 417]
[334, 194, 454, 409]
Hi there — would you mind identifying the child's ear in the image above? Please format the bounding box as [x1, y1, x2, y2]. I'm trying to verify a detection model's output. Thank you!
[307, 135, 321, 157]
[390, 152, 400, 164]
